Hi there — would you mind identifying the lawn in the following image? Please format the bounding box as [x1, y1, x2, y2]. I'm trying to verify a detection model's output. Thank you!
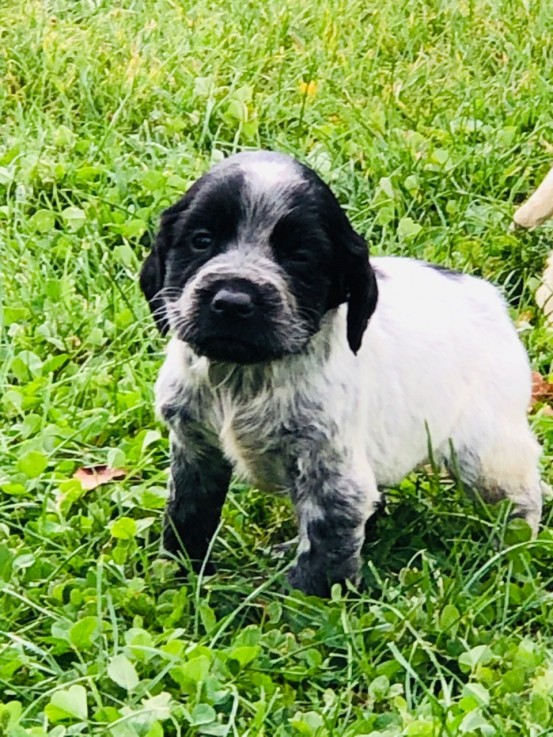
[1, 0, 553, 734]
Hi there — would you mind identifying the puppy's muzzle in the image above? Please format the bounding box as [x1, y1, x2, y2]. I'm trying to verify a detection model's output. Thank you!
[186, 278, 286, 363]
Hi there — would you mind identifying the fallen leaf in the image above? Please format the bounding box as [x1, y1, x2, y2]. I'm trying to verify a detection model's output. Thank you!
[73, 466, 126, 491]
[531, 372, 553, 406]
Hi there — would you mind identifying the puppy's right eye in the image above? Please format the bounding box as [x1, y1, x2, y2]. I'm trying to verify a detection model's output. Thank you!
[190, 230, 214, 253]
[286, 252, 312, 267]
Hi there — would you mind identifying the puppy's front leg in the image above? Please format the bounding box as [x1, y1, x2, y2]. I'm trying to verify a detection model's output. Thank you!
[163, 432, 232, 574]
[288, 467, 379, 597]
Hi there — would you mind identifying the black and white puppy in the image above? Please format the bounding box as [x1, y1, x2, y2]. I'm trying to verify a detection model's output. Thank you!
[140, 150, 545, 597]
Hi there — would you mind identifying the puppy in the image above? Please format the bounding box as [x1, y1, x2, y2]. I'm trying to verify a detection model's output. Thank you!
[140, 150, 545, 597]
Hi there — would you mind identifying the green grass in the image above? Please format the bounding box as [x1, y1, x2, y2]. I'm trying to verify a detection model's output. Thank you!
[1, 0, 552, 734]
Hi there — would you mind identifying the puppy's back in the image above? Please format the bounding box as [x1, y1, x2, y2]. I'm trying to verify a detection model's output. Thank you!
[371, 257, 526, 365]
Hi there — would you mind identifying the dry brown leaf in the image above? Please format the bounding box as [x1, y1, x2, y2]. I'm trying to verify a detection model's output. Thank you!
[73, 466, 126, 491]
[531, 372, 553, 406]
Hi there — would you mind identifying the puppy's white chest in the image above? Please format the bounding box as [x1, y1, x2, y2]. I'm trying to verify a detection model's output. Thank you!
[214, 400, 289, 493]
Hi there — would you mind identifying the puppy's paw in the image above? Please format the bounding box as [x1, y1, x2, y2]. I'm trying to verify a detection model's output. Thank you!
[161, 549, 217, 579]
[192, 559, 217, 576]
[287, 563, 332, 598]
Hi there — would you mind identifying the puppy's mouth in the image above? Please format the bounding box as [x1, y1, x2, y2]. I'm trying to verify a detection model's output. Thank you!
[189, 334, 280, 364]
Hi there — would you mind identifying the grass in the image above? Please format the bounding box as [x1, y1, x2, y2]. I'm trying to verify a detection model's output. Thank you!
[1, 0, 552, 734]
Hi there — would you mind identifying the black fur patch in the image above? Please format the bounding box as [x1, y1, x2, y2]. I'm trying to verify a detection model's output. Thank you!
[425, 263, 464, 279]
[163, 440, 232, 575]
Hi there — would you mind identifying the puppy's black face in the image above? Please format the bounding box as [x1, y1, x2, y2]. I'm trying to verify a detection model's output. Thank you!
[140, 151, 378, 363]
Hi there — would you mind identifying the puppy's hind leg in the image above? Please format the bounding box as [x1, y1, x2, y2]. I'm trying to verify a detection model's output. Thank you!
[452, 422, 544, 536]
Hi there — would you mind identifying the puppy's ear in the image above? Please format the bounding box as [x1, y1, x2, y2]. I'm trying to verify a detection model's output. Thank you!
[140, 224, 169, 334]
[342, 230, 378, 354]
[139, 205, 182, 334]
[324, 198, 378, 354]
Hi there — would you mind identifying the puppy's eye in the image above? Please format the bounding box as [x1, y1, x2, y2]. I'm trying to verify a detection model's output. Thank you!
[286, 253, 311, 267]
[190, 231, 214, 253]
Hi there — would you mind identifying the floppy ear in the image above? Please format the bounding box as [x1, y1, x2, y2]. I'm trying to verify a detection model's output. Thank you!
[139, 203, 184, 334]
[140, 225, 169, 334]
[341, 230, 378, 354]
[311, 170, 379, 354]
[323, 193, 378, 354]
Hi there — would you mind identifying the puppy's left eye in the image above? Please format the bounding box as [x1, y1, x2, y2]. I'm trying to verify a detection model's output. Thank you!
[286, 253, 311, 267]
[190, 231, 214, 253]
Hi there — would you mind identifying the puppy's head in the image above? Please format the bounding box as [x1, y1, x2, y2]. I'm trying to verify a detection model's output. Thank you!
[140, 151, 378, 363]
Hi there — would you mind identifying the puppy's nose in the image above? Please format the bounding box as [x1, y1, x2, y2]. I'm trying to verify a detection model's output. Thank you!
[210, 289, 254, 318]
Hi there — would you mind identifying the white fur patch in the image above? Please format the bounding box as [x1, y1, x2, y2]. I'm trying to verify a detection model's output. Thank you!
[234, 151, 301, 192]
